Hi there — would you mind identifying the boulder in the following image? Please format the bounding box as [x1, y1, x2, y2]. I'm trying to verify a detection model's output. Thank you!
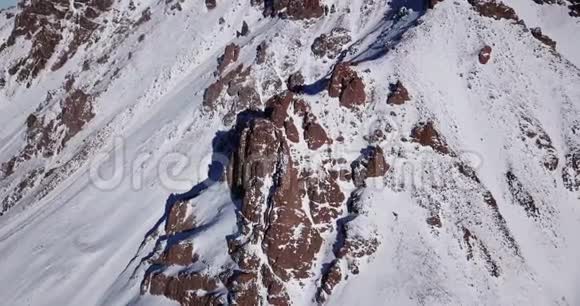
[479, 45, 492, 64]
[205, 0, 216, 9]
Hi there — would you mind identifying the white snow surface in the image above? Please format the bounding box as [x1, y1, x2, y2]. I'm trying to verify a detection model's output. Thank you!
[0, 0, 579, 305]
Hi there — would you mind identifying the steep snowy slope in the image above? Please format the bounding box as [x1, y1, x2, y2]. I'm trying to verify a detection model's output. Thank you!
[0, 0, 579, 305]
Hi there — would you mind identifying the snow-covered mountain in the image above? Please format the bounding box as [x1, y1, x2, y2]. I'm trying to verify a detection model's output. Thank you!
[0, 0, 579, 305]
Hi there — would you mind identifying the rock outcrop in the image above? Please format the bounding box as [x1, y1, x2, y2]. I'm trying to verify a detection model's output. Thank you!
[1, 0, 113, 82]
[226, 116, 323, 304]
[351, 146, 389, 187]
[410, 121, 450, 155]
[468, 0, 519, 21]
[311, 28, 351, 59]
[328, 63, 366, 109]
[303, 113, 331, 150]
[217, 43, 241, 75]
[1, 85, 95, 179]
[530, 27, 557, 49]
[256, 0, 325, 20]
[387, 81, 410, 105]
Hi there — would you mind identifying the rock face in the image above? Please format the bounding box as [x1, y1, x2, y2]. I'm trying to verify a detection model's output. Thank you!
[479, 45, 492, 64]
[328, 63, 366, 109]
[530, 28, 557, 49]
[311, 28, 352, 59]
[387, 81, 411, 105]
[226, 116, 323, 304]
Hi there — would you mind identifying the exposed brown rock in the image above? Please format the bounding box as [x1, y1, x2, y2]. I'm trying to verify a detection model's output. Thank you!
[468, 0, 519, 21]
[478, 45, 492, 64]
[227, 272, 260, 306]
[387, 81, 411, 105]
[328, 63, 366, 109]
[284, 119, 300, 143]
[145, 271, 222, 306]
[59, 89, 95, 145]
[351, 146, 389, 187]
[217, 43, 240, 75]
[261, 265, 291, 306]
[293, 99, 310, 117]
[1, 86, 95, 179]
[157, 242, 197, 266]
[411, 121, 450, 155]
[366, 146, 389, 178]
[306, 172, 345, 225]
[166, 200, 195, 235]
[203, 65, 260, 122]
[337, 228, 379, 259]
[311, 28, 351, 59]
[227, 116, 323, 302]
[316, 260, 343, 303]
[266, 92, 294, 128]
[1, 0, 112, 81]
[530, 27, 556, 49]
[303, 114, 331, 150]
[340, 77, 366, 109]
